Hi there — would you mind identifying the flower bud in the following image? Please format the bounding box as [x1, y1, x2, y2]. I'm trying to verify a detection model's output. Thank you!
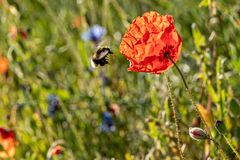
[47, 144, 64, 159]
[189, 127, 208, 140]
[51, 145, 63, 156]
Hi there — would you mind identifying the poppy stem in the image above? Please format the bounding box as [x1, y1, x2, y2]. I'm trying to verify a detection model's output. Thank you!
[165, 53, 189, 90]
[209, 138, 229, 160]
[165, 53, 209, 129]
[165, 53, 228, 159]
[165, 73, 185, 160]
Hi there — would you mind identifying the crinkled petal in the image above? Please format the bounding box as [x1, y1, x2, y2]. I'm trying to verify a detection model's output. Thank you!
[119, 11, 182, 74]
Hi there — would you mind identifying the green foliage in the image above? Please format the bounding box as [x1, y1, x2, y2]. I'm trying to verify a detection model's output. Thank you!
[199, 0, 210, 8]
[229, 99, 240, 118]
[0, 0, 240, 159]
[192, 23, 206, 52]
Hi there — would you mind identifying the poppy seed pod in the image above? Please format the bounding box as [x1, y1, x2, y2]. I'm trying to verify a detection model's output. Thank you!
[189, 127, 208, 141]
[120, 11, 182, 74]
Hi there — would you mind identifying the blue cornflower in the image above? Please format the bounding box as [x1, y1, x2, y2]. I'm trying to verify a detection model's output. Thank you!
[102, 112, 112, 126]
[47, 94, 59, 117]
[100, 123, 116, 132]
[81, 25, 106, 42]
[100, 111, 116, 132]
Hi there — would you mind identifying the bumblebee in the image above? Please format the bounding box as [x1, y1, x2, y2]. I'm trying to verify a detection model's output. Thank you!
[91, 47, 113, 68]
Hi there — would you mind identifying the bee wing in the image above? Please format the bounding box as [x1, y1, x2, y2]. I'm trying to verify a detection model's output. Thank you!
[90, 59, 97, 68]
[98, 49, 110, 60]
[95, 38, 110, 50]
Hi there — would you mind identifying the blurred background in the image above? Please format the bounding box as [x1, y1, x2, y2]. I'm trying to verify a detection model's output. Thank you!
[0, 0, 240, 159]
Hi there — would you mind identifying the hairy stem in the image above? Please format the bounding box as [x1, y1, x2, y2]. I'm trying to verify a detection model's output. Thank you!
[165, 73, 185, 160]
[165, 53, 227, 158]
[165, 53, 208, 130]
[209, 138, 228, 160]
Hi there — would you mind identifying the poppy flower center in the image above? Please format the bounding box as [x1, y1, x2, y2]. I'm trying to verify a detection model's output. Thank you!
[158, 46, 174, 64]
[164, 51, 170, 58]
[163, 45, 174, 57]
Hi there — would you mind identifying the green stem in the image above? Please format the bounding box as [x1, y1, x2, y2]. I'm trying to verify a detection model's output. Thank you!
[165, 53, 227, 159]
[165, 53, 208, 129]
[165, 54, 189, 90]
[223, 135, 240, 159]
[210, 138, 228, 160]
[165, 73, 185, 160]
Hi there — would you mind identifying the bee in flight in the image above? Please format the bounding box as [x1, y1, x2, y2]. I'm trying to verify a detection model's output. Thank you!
[91, 40, 113, 68]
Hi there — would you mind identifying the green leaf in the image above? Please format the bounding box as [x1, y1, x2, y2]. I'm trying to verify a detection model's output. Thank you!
[207, 81, 219, 103]
[56, 89, 70, 100]
[229, 99, 240, 118]
[148, 121, 158, 138]
[125, 152, 133, 160]
[199, 0, 210, 7]
[231, 58, 240, 72]
[191, 23, 206, 52]
[164, 98, 170, 122]
[78, 41, 89, 68]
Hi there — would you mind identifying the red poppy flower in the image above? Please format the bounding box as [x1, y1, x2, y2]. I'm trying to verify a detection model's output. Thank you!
[119, 11, 182, 74]
[0, 56, 9, 75]
[51, 145, 63, 156]
[0, 128, 17, 158]
[19, 29, 28, 40]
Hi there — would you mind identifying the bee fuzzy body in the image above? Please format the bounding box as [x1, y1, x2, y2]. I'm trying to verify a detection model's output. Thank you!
[91, 47, 113, 68]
